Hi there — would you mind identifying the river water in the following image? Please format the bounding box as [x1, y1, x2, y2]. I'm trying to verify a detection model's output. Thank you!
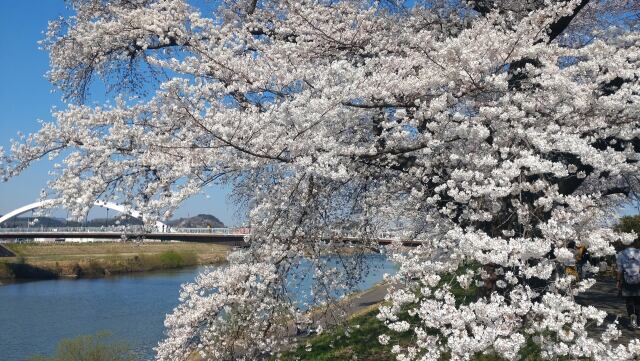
[0, 255, 396, 360]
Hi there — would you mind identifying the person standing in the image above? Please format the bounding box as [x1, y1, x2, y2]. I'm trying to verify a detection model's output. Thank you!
[575, 243, 590, 280]
[616, 246, 640, 328]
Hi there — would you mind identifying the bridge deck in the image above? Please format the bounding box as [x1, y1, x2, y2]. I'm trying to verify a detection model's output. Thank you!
[0, 232, 247, 247]
[0, 231, 419, 247]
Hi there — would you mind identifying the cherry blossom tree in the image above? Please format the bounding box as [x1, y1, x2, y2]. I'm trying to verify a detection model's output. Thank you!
[3, 0, 640, 359]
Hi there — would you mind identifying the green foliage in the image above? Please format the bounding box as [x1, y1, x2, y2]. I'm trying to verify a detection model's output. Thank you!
[27, 332, 134, 361]
[135, 250, 198, 270]
[616, 214, 640, 233]
[616, 215, 640, 244]
[158, 250, 187, 267]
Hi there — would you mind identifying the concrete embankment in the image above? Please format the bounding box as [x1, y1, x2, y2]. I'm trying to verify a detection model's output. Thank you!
[0, 244, 15, 257]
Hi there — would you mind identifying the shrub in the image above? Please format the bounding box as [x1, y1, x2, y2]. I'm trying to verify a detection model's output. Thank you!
[125, 250, 198, 272]
[158, 250, 185, 267]
[0, 261, 14, 279]
[615, 214, 640, 249]
[27, 332, 134, 361]
[156, 250, 198, 269]
[79, 260, 107, 277]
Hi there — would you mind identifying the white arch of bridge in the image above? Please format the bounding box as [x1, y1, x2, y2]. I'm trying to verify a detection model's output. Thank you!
[0, 199, 168, 231]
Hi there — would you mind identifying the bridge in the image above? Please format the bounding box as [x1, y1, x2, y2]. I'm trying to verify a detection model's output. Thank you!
[0, 227, 418, 247]
[0, 199, 412, 247]
[0, 199, 252, 245]
[0, 227, 250, 246]
[0, 199, 168, 231]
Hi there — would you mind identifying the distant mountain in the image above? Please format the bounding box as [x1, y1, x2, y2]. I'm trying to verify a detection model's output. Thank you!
[167, 214, 225, 228]
[0, 216, 69, 228]
[84, 216, 144, 227]
[0, 214, 225, 229]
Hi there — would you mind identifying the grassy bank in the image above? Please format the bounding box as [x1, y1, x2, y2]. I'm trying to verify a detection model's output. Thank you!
[279, 307, 545, 361]
[0, 241, 229, 280]
[279, 268, 546, 361]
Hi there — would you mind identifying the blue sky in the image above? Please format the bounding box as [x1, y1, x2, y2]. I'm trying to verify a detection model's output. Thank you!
[0, 1, 636, 225]
[0, 1, 236, 225]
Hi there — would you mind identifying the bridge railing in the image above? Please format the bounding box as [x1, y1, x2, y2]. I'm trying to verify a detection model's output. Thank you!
[0, 226, 251, 235]
[169, 227, 231, 234]
[168, 228, 251, 235]
[0, 226, 149, 234]
[0, 227, 404, 242]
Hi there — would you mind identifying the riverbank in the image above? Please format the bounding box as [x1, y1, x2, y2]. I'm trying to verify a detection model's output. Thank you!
[185, 282, 390, 361]
[0, 241, 229, 281]
[1, 254, 394, 360]
[279, 276, 640, 361]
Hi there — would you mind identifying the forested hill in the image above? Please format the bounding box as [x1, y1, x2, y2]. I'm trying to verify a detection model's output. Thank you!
[166, 214, 225, 228]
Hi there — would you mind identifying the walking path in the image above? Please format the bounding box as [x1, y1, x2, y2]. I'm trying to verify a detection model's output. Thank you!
[576, 275, 640, 343]
[308, 283, 389, 330]
[323, 276, 640, 344]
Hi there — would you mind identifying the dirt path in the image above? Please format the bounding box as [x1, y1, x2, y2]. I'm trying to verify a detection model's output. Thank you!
[308, 283, 389, 329]
[576, 276, 640, 343]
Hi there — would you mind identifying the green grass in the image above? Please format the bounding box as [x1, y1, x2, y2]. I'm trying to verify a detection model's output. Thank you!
[5, 241, 228, 260]
[27, 332, 134, 361]
[278, 309, 409, 361]
[0, 242, 228, 280]
[278, 308, 548, 361]
[279, 263, 552, 361]
[157, 250, 197, 268]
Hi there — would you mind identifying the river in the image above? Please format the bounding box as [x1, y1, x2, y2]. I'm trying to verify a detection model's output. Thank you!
[0, 254, 396, 360]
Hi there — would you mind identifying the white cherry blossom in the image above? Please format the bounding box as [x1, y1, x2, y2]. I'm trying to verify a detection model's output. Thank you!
[2, 0, 640, 360]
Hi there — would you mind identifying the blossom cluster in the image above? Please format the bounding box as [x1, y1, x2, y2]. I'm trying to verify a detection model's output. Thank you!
[3, 0, 640, 360]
